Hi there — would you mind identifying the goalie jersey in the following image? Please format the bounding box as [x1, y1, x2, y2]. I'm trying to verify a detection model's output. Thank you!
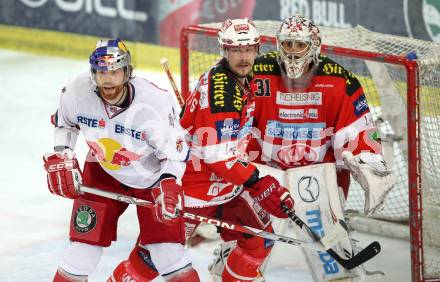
[249, 52, 382, 195]
[52, 72, 189, 189]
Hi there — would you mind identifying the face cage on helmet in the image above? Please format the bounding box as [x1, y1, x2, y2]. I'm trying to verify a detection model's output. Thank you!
[277, 36, 320, 79]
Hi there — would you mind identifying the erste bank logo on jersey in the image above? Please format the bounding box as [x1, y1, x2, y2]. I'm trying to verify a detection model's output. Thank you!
[77, 115, 146, 141]
[77, 115, 106, 129]
[266, 121, 325, 140]
[115, 123, 147, 141]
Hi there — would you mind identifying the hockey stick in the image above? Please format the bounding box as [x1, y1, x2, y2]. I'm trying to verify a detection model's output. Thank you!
[282, 204, 381, 270]
[160, 57, 185, 107]
[78, 185, 342, 251]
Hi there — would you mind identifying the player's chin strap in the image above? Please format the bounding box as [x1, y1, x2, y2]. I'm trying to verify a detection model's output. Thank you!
[78, 185, 345, 252]
[282, 204, 381, 270]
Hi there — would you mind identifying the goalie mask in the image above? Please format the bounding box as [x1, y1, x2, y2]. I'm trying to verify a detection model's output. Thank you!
[276, 15, 322, 79]
[89, 38, 132, 84]
[217, 18, 260, 54]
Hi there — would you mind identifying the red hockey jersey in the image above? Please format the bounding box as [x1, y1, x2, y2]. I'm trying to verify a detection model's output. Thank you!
[180, 59, 257, 207]
[249, 52, 382, 194]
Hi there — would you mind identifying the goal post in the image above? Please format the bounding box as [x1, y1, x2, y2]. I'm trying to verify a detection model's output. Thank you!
[180, 22, 440, 282]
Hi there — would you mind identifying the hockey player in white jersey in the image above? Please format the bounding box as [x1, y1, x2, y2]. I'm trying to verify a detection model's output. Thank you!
[43, 39, 200, 282]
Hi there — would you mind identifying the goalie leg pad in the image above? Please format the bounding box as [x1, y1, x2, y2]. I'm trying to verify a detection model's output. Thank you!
[286, 163, 363, 281]
[59, 241, 103, 277]
[107, 245, 159, 282]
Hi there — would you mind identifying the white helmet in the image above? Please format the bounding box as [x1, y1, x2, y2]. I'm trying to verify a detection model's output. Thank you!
[217, 18, 260, 50]
[276, 15, 322, 79]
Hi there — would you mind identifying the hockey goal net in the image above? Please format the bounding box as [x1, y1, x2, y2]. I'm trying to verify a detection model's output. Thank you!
[180, 21, 440, 282]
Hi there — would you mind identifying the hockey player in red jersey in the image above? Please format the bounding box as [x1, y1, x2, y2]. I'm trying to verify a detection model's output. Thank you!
[180, 18, 295, 281]
[248, 15, 395, 280]
[43, 39, 200, 282]
[249, 14, 394, 210]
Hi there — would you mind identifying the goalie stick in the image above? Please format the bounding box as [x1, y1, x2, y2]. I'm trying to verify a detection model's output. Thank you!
[78, 185, 343, 251]
[160, 57, 185, 107]
[282, 204, 381, 270]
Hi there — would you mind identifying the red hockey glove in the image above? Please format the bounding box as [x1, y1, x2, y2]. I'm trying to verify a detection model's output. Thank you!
[249, 175, 295, 218]
[43, 150, 82, 199]
[151, 177, 183, 224]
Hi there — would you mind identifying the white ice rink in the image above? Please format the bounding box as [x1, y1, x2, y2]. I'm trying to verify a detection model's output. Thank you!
[0, 49, 412, 281]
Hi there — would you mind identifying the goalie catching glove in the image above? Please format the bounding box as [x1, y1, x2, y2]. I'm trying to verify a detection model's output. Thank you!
[43, 149, 82, 199]
[246, 173, 295, 218]
[151, 176, 183, 224]
[342, 151, 395, 216]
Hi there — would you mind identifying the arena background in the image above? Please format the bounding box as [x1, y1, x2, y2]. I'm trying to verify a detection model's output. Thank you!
[0, 0, 438, 73]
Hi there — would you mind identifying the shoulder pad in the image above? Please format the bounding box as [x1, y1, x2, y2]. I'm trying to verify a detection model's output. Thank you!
[316, 56, 361, 96]
[253, 51, 281, 75]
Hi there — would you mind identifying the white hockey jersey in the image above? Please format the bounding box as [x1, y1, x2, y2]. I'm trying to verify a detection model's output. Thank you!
[53, 72, 189, 189]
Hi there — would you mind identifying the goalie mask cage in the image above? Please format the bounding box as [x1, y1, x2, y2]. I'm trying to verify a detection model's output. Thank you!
[180, 21, 440, 282]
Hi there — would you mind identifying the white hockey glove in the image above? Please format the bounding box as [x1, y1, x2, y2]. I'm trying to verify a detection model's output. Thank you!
[342, 151, 395, 216]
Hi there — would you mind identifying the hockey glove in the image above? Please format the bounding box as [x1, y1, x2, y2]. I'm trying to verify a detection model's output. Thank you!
[248, 175, 295, 218]
[43, 149, 82, 199]
[151, 177, 183, 224]
[342, 151, 395, 216]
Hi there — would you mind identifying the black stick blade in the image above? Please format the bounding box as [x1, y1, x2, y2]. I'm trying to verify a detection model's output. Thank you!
[329, 241, 381, 270]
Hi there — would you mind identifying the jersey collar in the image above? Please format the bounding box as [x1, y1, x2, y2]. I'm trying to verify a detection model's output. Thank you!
[99, 82, 135, 119]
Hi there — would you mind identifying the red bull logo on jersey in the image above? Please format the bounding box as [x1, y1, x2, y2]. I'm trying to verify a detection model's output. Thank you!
[87, 138, 141, 170]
